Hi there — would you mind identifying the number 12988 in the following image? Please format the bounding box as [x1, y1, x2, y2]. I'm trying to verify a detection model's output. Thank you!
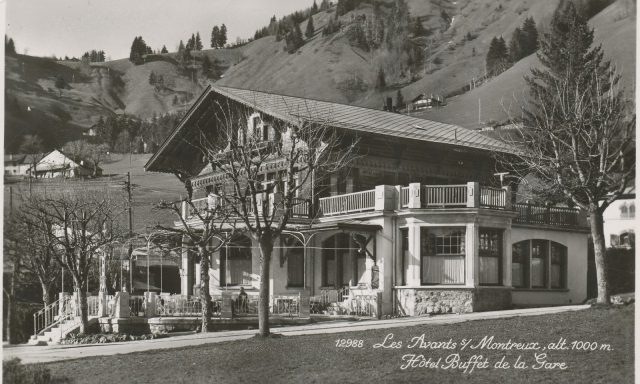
[335, 339, 364, 348]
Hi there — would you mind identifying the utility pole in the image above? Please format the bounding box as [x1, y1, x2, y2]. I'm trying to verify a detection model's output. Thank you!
[125, 172, 134, 293]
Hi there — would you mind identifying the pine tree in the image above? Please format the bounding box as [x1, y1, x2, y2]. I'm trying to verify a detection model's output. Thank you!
[521, 17, 539, 55]
[486, 36, 509, 76]
[375, 67, 386, 89]
[5, 36, 16, 55]
[305, 16, 315, 38]
[211, 26, 219, 48]
[509, 27, 524, 62]
[509, 0, 634, 305]
[396, 89, 405, 109]
[161, 45, 168, 54]
[219, 24, 228, 47]
[178, 40, 185, 52]
[312, 0, 319, 14]
[195, 32, 203, 50]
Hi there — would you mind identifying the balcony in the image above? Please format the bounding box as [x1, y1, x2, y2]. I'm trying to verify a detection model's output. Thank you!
[180, 183, 587, 229]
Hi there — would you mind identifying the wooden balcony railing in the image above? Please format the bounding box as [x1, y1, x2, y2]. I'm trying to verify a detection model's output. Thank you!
[180, 184, 585, 228]
[514, 203, 583, 227]
[400, 187, 410, 208]
[319, 189, 376, 216]
[423, 184, 468, 207]
[480, 186, 507, 209]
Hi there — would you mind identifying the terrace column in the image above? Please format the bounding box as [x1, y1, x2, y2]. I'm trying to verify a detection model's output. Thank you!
[98, 251, 107, 317]
[503, 226, 512, 287]
[465, 222, 479, 287]
[181, 237, 194, 296]
[405, 220, 421, 286]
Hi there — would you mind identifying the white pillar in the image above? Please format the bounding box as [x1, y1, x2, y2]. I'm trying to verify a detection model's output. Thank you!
[465, 222, 479, 287]
[503, 225, 512, 287]
[406, 221, 421, 286]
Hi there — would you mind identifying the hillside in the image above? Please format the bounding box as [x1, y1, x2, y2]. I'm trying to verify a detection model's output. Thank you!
[4, 49, 243, 152]
[414, 0, 636, 128]
[4, 0, 635, 153]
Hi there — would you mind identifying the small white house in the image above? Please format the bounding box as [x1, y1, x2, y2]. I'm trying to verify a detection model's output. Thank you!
[4, 154, 36, 176]
[31, 149, 100, 178]
[603, 190, 635, 249]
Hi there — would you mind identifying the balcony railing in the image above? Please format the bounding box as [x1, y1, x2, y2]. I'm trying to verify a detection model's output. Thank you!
[181, 183, 585, 228]
[480, 186, 507, 209]
[423, 184, 467, 207]
[514, 203, 582, 227]
[319, 189, 376, 216]
[400, 187, 410, 208]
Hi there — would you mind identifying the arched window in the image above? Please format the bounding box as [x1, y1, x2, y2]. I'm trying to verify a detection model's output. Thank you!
[220, 236, 252, 286]
[620, 204, 629, 219]
[512, 240, 566, 289]
[629, 204, 635, 218]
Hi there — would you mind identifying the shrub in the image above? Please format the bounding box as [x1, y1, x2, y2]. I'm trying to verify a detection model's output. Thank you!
[3, 358, 69, 384]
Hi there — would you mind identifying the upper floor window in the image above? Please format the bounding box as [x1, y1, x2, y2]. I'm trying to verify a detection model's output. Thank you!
[620, 202, 635, 219]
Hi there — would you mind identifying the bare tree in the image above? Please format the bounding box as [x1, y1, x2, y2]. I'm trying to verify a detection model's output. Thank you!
[21, 190, 125, 333]
[183, 98, 357, 336]
[8, 205, 60, 306]
[497, 3, 635, 304]
[63, 140, 110, 177]
[154, 199, 236, 332]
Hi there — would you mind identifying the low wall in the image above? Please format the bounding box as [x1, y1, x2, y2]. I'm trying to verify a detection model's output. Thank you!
[99, 317, 312, 335]
[395, 287, 512, 316]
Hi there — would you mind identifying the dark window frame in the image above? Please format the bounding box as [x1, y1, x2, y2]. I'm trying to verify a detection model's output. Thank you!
[512, 239, 567, 289]
[420, 227, 466, 285]
[479, 228, 503, 286]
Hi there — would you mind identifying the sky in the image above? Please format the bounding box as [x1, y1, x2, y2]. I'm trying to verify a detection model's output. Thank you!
[6, 0, 307, 60]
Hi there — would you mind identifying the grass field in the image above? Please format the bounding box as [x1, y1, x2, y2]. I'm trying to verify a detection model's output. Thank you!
[4, 153, 184, 233]
[43, 304, 633, 384]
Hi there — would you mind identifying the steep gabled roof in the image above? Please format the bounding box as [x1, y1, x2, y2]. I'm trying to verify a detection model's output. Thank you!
[146, 85, 514, 174]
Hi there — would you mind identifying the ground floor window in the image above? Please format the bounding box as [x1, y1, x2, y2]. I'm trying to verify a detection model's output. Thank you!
[287, 249, 304, 288]
[420, 227, 465, 285]
[220, 236, 252, 286]
[512, 240, 567, 289]
[479, 228, 502, 285]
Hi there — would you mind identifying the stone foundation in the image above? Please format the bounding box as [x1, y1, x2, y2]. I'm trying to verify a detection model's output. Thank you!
[395, 287, 512, 316]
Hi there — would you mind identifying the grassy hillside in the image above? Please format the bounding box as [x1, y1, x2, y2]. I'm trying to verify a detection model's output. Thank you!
[5, 0, 635, 153]
[5, 48, 242, 152]
[218, 0, 566, 107]
[414, 0, 636, 128]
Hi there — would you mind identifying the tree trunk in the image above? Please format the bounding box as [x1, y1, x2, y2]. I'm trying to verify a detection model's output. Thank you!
[41, 282, 52, 307]
[589, 208, 609, 304]
[258, 237, 273, 337]
[75, 278, 90, 334]
[6, 271, 18, 344]
[199, 245, 212, 333]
